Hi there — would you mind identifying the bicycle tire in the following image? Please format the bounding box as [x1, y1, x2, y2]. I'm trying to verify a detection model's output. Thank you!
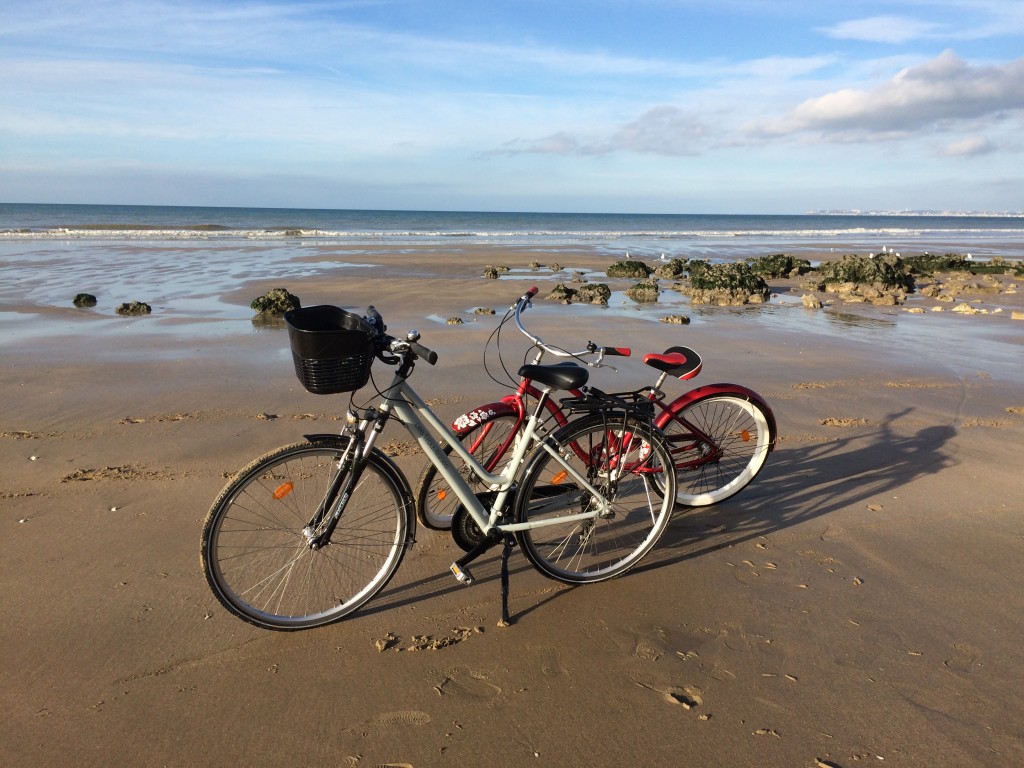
[413, 414, 520, 530]
[201, 439, 411, 630]
[659, 394, 772, 506]
[513, 412, 675, 584]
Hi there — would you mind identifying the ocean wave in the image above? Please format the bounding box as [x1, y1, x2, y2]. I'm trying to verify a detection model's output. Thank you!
[4, 225, 1024, 242]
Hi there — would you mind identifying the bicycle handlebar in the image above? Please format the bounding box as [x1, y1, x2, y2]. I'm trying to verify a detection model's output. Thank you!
[361, 305, 439, 366]
[512, 287, 631, 366]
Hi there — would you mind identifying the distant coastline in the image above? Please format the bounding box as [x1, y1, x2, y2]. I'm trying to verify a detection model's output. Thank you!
[807, 209, 1024, 217]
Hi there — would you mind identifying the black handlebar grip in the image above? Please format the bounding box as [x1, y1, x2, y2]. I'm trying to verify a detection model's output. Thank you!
[410, 341, 438, 365]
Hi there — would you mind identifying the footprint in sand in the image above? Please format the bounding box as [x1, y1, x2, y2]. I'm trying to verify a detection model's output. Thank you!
[943, 643, 982, 674]
[432, 667, 502, 700]
[632, 676, 705, 710]
[355, 710, 431, 737]
[526, 644, 571, 678]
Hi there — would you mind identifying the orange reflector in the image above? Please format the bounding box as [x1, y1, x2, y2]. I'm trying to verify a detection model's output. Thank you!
[272, 481, 294, 500]
[740, 430, 751, 442]
[436, 489, 447, 501]
[551, 470, 569, 485]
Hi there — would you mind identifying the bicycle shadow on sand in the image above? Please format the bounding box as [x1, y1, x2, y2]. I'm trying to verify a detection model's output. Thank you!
[364, 408, 958, 623]
[645, 406, 958, 568]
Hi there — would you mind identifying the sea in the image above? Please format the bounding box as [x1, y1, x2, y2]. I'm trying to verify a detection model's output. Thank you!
[2, 203, 1023, 371]
[3, 203, 1024, 257]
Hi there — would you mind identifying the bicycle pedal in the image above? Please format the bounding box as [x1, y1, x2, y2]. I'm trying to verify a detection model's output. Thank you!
[450, 562, 474, 585]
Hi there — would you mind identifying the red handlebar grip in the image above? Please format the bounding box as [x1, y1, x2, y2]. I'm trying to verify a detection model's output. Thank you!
[526, 286, 539, 298]
[605, 347, 632, 357]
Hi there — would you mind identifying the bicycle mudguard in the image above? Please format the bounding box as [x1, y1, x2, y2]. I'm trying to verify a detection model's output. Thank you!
[655, 384, 778, 451]
[451, 398, 521, 436]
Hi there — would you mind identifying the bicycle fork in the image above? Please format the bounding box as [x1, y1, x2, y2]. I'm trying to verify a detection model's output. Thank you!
[303, 410, 383, 550]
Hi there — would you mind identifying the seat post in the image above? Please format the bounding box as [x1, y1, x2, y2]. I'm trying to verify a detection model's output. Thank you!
[528, 387, 554, 421]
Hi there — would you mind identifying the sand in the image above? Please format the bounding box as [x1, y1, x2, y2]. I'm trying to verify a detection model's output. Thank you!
[3, 246, 1024, 767]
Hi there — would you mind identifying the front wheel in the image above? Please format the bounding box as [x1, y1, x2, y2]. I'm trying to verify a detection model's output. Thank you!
[201, 439, 411, 630]
[513, 413, 675, 584]
[660, 394, 772, 506]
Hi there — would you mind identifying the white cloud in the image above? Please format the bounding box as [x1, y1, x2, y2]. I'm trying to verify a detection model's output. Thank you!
[939, 136, 995, 157]
[821, 15, 942, 44]
[763, 50, 1024, 138]
[487, 106, 711, 157]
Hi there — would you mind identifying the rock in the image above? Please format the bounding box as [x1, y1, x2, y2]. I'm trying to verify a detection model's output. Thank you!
[446, 317, 464, 324]
[574, 283, 611, 305]
[680, 262, 770, 306]
[483, 265, 511, 278]
[73, 293, 97, 307]
[801, 294, 822, 309]
[951, 303, 983, 315]
[659, 315, 690, 324]
[116, 301, 152, 316]
[473, 307, 495, 315]
[607, 260, 653, 278]
[654, 258, 687, 280]
[816, 253, 914, 292]
[250, 287, 300, 315]
[626, 279, 660, 303]
[1013, 311, 1024, 321]
[746, 253, 811, 278]
[546, 283, 576, 303]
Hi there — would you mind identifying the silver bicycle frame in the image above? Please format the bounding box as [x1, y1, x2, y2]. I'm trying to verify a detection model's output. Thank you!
[368, 368, 606, 534]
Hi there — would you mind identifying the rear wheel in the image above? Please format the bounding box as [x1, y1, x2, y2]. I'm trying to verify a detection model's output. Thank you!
[660, 394, 771, 506]
[413, 414, 520, 530]
[514, 413, 675, 584]
[202, 440, 410, 630]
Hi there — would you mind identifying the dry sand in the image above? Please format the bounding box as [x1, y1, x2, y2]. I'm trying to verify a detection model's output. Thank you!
[3, 246, 1024, 767]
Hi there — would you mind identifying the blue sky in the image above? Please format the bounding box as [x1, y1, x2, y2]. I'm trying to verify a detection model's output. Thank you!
[2, 0, 1022, 213]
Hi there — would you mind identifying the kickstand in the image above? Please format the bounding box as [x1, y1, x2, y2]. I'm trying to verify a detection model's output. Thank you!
[498, 535, 516, 628]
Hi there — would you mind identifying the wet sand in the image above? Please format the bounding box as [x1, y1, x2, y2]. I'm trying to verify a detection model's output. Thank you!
[3, 246, 1024, 766]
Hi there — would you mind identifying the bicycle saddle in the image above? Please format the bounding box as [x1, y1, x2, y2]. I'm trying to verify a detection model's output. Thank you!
[643, 346, 703, 380]
[518, 361, 590, 391]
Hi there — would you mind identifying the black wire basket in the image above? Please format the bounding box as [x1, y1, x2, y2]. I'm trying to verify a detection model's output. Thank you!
[284, 305, 374, 394]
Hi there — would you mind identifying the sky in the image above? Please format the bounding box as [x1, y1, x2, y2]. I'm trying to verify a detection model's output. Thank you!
[1, 0, 1023, 214]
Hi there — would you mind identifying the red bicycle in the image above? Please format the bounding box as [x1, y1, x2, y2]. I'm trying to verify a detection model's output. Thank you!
[415, 287, 777, 530]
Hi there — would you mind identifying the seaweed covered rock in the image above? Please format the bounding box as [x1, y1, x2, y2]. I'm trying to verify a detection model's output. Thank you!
[746, 253, 812, 279]
[685, 260, 710, 280]
[814, 254, 913, 305]
[483, 264, 511, 279]
[116, 301, 152, 316]
[73, 293, 97, 307]
[546, 283, 576, 303]
[626, 279, 660, 303]
[574, 282, 611, 305]
[654, 258, 687, 279]
[606, 259, 652, 278]
[905, 253, 1024, 277]
[250, 287, 300, 315]
[680, 262, 769, 305]
[816, 254, 913, 292]
[659, 314, 690, 324]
